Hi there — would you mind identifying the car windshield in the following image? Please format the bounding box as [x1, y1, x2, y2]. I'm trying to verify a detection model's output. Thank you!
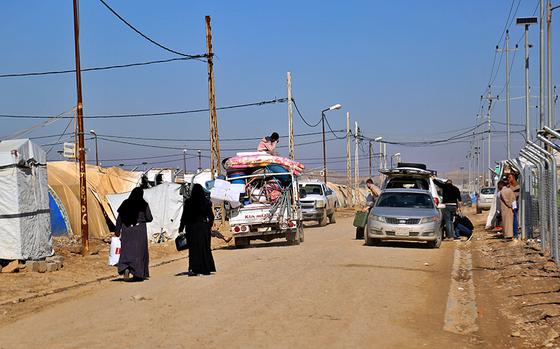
[376, 192, 434, 209]
[300, 184, 323, 195]
[386, 177, 429, 190]
[480, 188, 495, 195]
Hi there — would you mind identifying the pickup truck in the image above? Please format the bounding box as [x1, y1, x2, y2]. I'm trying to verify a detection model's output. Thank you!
[298, 180, 337, 226]
[227, 170, 304, 248]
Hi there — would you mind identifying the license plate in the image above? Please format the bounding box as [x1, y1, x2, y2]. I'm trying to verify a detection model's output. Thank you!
[395, 229, 408, 236]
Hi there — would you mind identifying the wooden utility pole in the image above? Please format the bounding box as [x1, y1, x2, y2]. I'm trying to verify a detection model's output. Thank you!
[346, 112, 352, 206]
[354, 121, 360, 194]
[205, 16, 221, 179]
[368, 141, 372, 178]
[72, 0, 89, 256]
[287, 72, 295, 160]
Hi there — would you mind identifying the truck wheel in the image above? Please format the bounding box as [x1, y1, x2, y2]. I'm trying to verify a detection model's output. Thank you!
[319, 213, 328, 227]
[234, 237, 249, 248]
[356, 227, 364, 239]
[328, 212, 337, 224]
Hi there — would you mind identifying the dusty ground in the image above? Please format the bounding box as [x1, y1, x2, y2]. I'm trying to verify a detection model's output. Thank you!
[470, 208, 560, 348]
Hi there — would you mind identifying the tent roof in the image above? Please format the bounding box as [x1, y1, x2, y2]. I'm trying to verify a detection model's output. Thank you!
[0, 139, 46, 167]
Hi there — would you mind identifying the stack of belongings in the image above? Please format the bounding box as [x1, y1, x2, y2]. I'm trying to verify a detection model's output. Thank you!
[211, 152, 304, 208]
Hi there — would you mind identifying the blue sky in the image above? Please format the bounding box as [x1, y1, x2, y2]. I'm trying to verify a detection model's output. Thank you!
[0, 0, 554, 174]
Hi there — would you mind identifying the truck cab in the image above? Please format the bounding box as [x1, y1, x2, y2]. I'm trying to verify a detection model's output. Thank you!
[298, 180, 337, 226]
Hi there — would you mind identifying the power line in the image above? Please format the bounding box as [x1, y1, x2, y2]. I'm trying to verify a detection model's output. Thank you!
[292, 99, 322, 127]
[0, 57, 202, 79]
[0, 97, 288, 119]
[97, 0, 205, 59]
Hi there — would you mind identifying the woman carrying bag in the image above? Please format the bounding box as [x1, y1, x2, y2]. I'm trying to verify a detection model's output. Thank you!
[179, 184, 216, 276]
[115, 187, 153, 281]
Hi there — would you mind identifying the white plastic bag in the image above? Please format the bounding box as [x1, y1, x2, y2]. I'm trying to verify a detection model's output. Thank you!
[108, 236, 121, 266]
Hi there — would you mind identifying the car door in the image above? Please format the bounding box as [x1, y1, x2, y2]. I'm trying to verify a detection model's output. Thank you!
[324, 185, 336, 213]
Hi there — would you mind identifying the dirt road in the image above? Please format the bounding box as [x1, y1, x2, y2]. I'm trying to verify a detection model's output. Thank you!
[0, 217, 508, 348]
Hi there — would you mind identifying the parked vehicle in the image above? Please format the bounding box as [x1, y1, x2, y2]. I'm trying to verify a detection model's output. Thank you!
[364, 189, 443, 248]
[298, 179, 337, 226]
[227, 170, 303, 248]
[476, 187, 496, 213]
[461, 192, 472, 207]
[380, 165, 444, 209]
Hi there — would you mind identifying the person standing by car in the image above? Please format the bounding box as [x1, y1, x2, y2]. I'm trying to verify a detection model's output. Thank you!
[433, 178, 462, 240]
[507, 173, 520, 239]
[365, 178, 380, 209]
[115, 187, 153, 282]
[179, 184, 216, 276]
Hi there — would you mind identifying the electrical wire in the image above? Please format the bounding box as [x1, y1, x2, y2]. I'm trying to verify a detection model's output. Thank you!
[323, 115, 347, 140]
[0, 57, 203, 79]
[97, 0, 205, 59]
[0, 98, 288, 119]
[292, 99, 322, 128]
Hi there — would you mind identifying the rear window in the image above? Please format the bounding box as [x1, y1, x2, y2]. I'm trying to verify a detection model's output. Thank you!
[386, 177, 429, 190]
[481, 188, 495, 195]
[300, 184, 323, 195]
[376, 192, 435, 209]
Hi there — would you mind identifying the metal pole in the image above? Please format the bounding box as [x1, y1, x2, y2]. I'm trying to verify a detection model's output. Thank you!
[198, 150, 202, 172]
[183, 149, 187, 174]
[346, 112, 352, 205]
[541, 0, 546, 130]
[506, 30, 512, 158]
[368, 141, 372, 178]
[488, 102, 492, 185]
[354, 121, 359, 191]
[322, 112, 327, 184]
[547, 1, 553, 127]
[73, 0, 89, 256]
[383, 143, 387, 169]
[525, 24, 532, 141]
[94, 133, 99, 167]
[287, 72, 295, 160]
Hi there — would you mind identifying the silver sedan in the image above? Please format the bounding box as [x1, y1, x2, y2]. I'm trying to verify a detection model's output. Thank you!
[365, 189, 443, 248]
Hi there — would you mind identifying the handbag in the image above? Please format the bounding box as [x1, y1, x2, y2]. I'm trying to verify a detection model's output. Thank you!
[175, 233, 189, 251]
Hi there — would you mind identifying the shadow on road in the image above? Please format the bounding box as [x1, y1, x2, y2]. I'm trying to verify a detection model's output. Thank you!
[362, 241, 435, 250]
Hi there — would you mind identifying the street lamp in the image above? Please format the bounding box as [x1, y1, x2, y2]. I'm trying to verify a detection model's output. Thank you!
[516, 16, 538, 140]
[89, 130, 99, 167]
[197, 150, 202, 172]
[390, 153, 401, 168]
[321, 103, 343, 184]
[183, 149, 187, 175]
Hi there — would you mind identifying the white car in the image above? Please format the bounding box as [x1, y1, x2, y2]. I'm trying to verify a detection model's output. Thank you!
[477, 187, 496, 213]
[299, 180, 337, 226]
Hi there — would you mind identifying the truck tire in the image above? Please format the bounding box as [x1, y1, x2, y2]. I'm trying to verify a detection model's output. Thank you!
[328, 211, 337, 224]
[319, 213, 328, 227]
[234, 237, 250, 248]
[355, 227, 364, 239]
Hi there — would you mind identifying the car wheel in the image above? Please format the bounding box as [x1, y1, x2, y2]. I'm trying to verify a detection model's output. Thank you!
[328, 212, 337, 224]
[319, 213, 328, 227]
[298, 224, 305, 243]
[427, 231, 442, 249]
[286, 230, 300, 245]
[356, 227, 364, 239]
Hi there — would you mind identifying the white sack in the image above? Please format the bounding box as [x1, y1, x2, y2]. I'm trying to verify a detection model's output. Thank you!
[108, 236, 121, 266]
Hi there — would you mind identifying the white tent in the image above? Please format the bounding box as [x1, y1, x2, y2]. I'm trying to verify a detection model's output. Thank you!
[0, 139, 52, 260]
[107, 182, 184, 242]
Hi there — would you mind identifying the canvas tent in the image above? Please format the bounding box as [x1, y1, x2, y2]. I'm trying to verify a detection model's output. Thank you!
[107, 182, 184, 242]
[0, 139, 52, 260]
[47, 161, 141, 238]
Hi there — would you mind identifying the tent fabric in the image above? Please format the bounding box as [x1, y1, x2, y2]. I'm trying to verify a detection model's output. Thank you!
[47, 161, 141, 239]
[107, 182, 184, 243]
[326, 182, 368, 208]
[0, 139, 46, 167]
[49, 191, 70, 236]
[0, 139, 52, 260]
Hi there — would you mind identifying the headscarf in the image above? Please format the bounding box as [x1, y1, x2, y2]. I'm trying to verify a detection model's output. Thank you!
[118, 187, 148, 226]
[182, 184, 211, 223]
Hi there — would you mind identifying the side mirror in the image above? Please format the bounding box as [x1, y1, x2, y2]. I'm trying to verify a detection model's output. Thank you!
[326, 189, 333, 196]
[299, 189, 307, 199]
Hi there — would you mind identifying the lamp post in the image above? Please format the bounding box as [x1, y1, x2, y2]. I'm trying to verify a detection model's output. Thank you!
[197, 150, 202, 172]
[390, 153, 401, 168]
[321, 103, 342, 184]
[89, 130, 99, 167]
[183, 149, 187, 175]
[517, 16, 538, 140]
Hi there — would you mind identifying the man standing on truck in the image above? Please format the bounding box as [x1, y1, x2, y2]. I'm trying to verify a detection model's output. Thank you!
[257, 132, 280, 156]
[433, 178, 462, 240]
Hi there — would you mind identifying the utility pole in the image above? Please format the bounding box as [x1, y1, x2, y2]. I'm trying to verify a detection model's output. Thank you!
[322, 113, 327, 184]
[346, 112, 352, 205]
[73, 0, 89, 256]
[183, 149, 187, 175]
[481, 89, 498, 185]
[368, 141, 372, 178]
[197, 150, 202, 173]
[354, 121, 360, 193]
[497, 31, 517, 158]
[205, 16, 221, 180]
[287, 72, 295, 160]
[541, 0, 546, 130]
[383, 143, 387, 169]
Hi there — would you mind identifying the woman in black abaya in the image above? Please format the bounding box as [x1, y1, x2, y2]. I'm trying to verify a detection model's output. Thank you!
[179, 184, 216, 276]
[115, 187, 153, 281]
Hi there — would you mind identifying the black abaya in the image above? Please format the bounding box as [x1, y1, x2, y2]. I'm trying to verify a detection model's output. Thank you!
[115, 206, 153, 279]
[179, 199, 216, 275]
